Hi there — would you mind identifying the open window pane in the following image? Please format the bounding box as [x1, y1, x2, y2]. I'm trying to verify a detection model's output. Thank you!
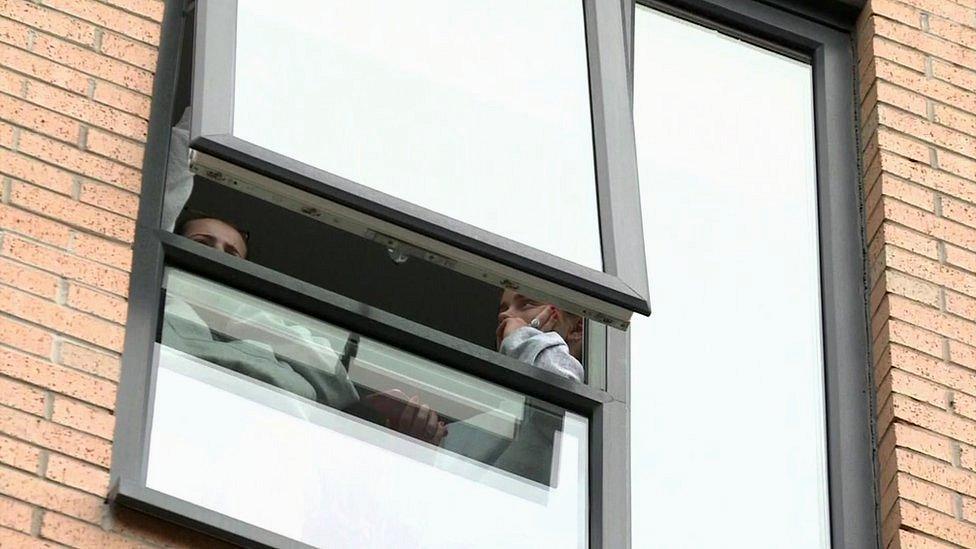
[190, 0, 649, 327]
[631, 7, 829, 548]
[231, 0, 600, 270]
[147, 268, 588, 548]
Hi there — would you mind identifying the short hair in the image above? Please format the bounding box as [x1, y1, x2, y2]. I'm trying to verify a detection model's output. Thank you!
[174, 209, 249, 242]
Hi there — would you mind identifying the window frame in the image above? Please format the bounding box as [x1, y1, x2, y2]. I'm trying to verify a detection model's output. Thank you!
[110, 3, 632, 547]
[187, 0, 650, 330]
[624, 1, 878, 548]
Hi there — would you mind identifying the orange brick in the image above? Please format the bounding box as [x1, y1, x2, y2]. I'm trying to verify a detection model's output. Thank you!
[59, 342, 119, 382]
[0, 120, 14, 148]
[877, 128, 931, 164]
[85, 128, 144, 168]
[69, 232, 132, 272]
[0, 0, 96, 46]
[0, 257, 59, 300]
[0, 405, 110, 467]
[892, 394, 976, 446]
[957, 392, 976, 422]
[51, 396, 114, 440]
[0, 316, 53, 356]
[885, 246, 976, 299]
[0, 16, 35, 50]
[874, 17, 976, 71]
[964, 445, 976, 473]
[882, 267, 942, 306]
[943, 196, 976, 230]
[895, 0, 975, 22]
[873, 36, 928, 72]
[879, 105, 976, 161]
[0, 204, 72, 248]
[881, 223, 941, 260]
[42, 0, 160, 45]
[0, 66, 22, 96]
[871, 0, 922, 27]
[876, 59, 976, 114]
[0, 284, 124, 352]
[890, 318, 944, 358]
[2, 235, 128, 296]
[0, 92, 81, 145]
[950, 341, 976, 372]
[897, 529, 957, 549]
[0, 149, 75, 196]
[79, 181, 138, 219]
[0, 526, 61, 548]
[932, 59, 976, 93]
[100, 32, 157, 71]
[0, 465, 103, 523]
[926, 16, 976, 50]
[897, 448, 976, 499]
[933, 104, 976, 139]
[41, 512, 143, 549]
[876, 173, 937, 212]
[44, 453, 109, 496]
[947, 291, 976, 320]
[899, 499, 976, 547]
[9, 181, 135, 242]
[884, 198, 976, 254]
[101, 0, 165, 22]
[24, 79, 148, 142]
[898, 472, 958, 516]
[0, 494, 33, 533]
[0, 434, 39, 473]
[946, 244, 976, 273]
[877, 81, 928, 117]
[891, 344, 976, 396]
[889, 368, 949, 409]
[92, 81, 150, 119]
[30, 32, 153, 96]
[881, 151, 976, 204]
[0, 43, 89, 96]
[0, 347, 116, 409]
[939, 150, 976, 182]
[894, 423, 955, 462]
[0, 376, 46, 417]
[18, 130, 141, 192]
[66, 283, 127, 324]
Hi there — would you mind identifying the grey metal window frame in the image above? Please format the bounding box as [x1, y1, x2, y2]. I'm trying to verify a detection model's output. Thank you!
[109, 1, 637, 547]
[188, 0, 650, 330]
[626, 1, 879, 548]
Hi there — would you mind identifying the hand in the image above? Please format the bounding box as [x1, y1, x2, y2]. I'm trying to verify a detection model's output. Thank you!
[496, 316, 528, 349]
[363, 390, 448, 445]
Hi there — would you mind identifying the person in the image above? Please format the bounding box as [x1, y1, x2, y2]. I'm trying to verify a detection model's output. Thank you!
[439, 290, 585, 485]
[167, 215, 447, 444]
[495, 289, 584, 382]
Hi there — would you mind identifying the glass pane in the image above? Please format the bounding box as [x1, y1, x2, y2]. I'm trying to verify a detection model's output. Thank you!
[228, 0, 602, 270]
[631, 7, 829, 549]
[147, 268, 588, 548]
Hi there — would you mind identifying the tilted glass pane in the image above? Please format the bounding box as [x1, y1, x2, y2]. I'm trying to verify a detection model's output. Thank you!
[147, 268, 588, 548]
[230, 0, 603, 270]
[631, 7, 829, 549]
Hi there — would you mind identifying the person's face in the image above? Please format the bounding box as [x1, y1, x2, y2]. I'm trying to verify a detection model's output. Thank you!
[180, 218, 248, 259]
[497, 289, 548, 329]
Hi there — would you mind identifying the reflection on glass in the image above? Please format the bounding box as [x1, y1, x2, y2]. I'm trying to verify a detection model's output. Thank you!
[148, 268, 588, 548]
[228, 0, 602, 270]
[632, 7, 829, 549]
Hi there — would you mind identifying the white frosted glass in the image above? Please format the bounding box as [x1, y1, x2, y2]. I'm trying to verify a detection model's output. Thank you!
[146, 348, 588, 548]
[232, 0, 602, 270]
[631, 7, 829, 549]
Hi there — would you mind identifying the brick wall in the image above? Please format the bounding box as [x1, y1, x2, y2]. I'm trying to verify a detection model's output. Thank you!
[859, 0, 976, 547]
[0, 0, 226, 546]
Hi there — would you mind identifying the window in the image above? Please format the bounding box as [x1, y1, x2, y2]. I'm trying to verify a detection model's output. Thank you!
[628, 1, 875, 548]
[111, 0, 637, 547]
[190, 0, 649, 328]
